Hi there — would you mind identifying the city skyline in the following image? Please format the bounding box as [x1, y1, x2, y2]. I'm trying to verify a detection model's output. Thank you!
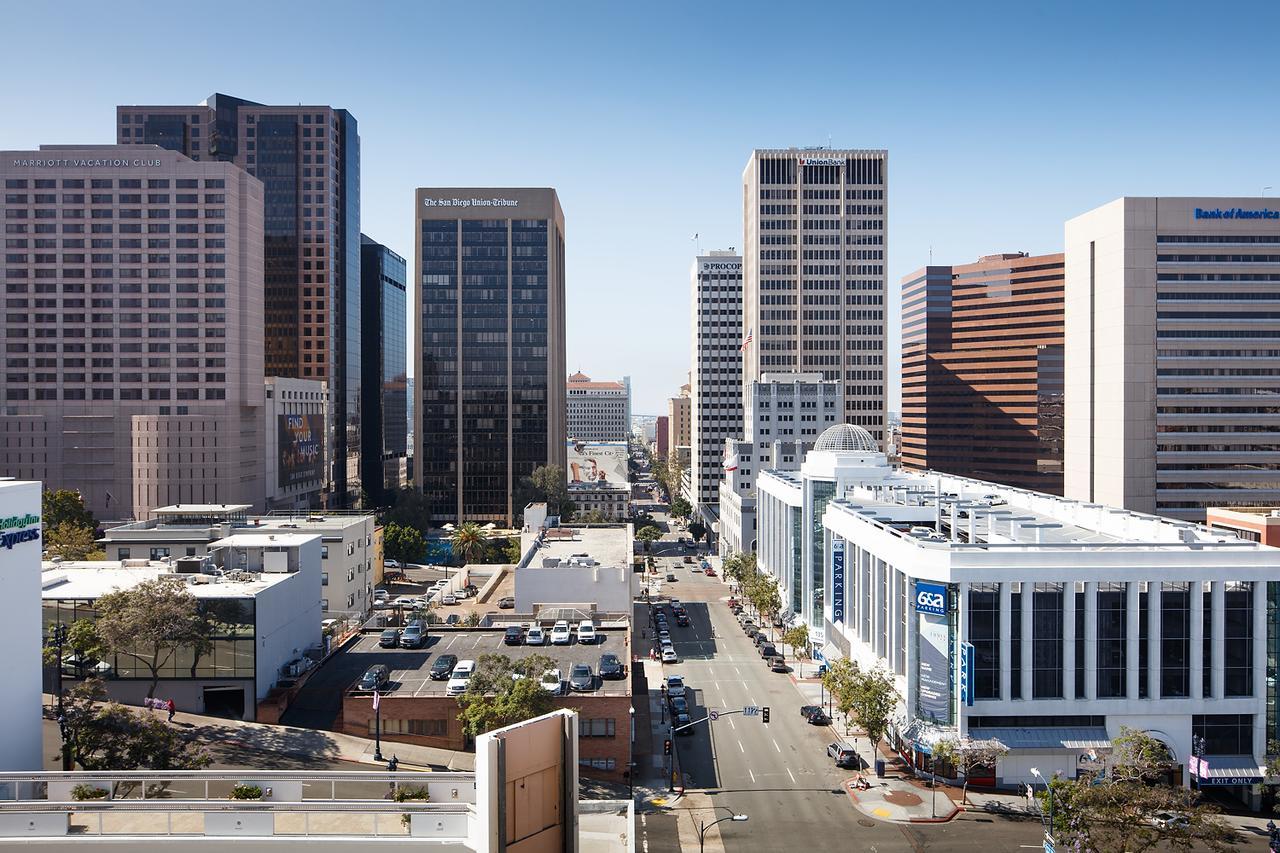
[2, 2, 1278, 417]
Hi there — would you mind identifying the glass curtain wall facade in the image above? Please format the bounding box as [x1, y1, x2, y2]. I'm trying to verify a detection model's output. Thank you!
[360, 235, 408, 505]
[413, 190, 565, 526]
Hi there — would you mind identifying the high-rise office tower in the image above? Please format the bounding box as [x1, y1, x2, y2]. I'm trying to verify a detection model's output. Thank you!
[566, 372, 630, 442]
[413, 189, 566, 525]
[1065, 196, 1280, 520]
[742, 148, 888, 447]
[0, 145, 265, 520]
[116, 94, 362, 507]
[690, 251, 743, 521]
[900, 252, 1065, 493]
[360, 235, 408, 506]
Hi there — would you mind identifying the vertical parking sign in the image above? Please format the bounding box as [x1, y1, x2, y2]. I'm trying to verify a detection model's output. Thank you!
[958, 641, 975, 707]
[831, 538, 845, 624]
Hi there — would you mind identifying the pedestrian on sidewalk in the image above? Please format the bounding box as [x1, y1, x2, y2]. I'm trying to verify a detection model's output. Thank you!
[166, 698, 176, 723]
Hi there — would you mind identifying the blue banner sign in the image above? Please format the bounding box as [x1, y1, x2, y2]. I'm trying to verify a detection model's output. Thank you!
[831, 538, 845, 624]
[959, 641, 975, 707]
[915, 580, 948, 616]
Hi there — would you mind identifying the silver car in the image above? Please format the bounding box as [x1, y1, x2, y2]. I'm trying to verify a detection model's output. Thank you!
[569, 663, 595, 692]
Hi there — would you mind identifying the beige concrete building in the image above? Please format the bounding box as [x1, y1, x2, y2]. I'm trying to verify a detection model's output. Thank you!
[0, 145, 265, 520]
[743, 148, 888, 448]
[666, 384, 690, 459]
[566, 371, 630, 442]
[413, 189, 566, 525]
[1065, 197, 1280, 520]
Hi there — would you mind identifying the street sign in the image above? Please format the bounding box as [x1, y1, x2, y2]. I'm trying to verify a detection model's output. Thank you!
[1043, 833, 1055, 853]
[743, 706, 759, 717]
[708, 710, 720, 722]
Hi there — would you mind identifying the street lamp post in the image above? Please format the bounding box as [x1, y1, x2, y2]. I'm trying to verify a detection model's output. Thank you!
[373, 690, 384, 763]
[1030, 767, 1053, 837]
[698, 813, 748, 853]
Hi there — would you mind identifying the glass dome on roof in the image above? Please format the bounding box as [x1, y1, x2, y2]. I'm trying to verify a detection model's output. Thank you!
[813, 423, 879, 453]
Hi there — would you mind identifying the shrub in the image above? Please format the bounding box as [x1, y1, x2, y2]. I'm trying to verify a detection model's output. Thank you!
[70, 784, 108, 801]
[395, 784, 431, 827]
[229, 784, 263, 800]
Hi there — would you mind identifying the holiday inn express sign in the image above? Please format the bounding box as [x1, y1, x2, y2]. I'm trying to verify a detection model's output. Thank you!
[0, 513, 39, 550]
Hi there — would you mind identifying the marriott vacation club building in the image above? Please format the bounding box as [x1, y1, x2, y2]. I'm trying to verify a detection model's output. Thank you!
[757, 423, 1280, 809]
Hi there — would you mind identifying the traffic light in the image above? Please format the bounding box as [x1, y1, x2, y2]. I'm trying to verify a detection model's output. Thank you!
[762, 706, 770, 724]
[663, 739, 672, 756]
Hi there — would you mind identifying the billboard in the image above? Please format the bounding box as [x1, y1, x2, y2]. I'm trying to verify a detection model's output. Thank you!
[567, 440, 629, 486]
[917, 611, 951, 724]
[278, 414, 325, 488]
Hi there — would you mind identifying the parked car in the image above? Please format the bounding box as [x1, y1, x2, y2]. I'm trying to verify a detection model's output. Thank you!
[446, 659, 476, 696]
[503, 626, 524, 646]
[658, 629, 671, 644]
[358, 664, 389, 692]
[661, 647, 678, 663]
[526, 625, 546, 645]
[378, 628, 401, 648]
[445, 614, 461, 625]
[769, 656, 789, 673]
[598, 653, 625, 680]
[759, 643, 777, 658]
[394, 596, 420, 608]
[669, 695, 689, 715]
[674, 711, 693, 733]
[827, 743, 858, 769]
[400, 624, 426, 649]
[384, 560, 401, 569]
[569, 663, 595, 692]
[429, 654, 458, 680]
[441, 594, 459, 606]
[463, 583, 479, 597]
[700, 560, 710, 570]
[752, 633, 768, 647]
[744, 625, 760, 639]
[577, 620, 597, 644]
[800, 705, 830, 725]
[497, 596, 515, 609]
[665, 676, 686, 698]
[550, 621, 572, 645]
[540, 668, 563, 696]
[373, 589, 390, 604]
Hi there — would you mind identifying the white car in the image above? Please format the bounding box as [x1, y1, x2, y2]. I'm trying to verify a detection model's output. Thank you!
[577, 620, 597, 644]
[550, 621, 572, 645]
[662, 647, 678, 663]
[526, 625, 546, 646]
[373, 589, 389, 604]
[665, 676, 685, 698]
[446, 659, 476, 697]
[658, 629, 671, 643]
[384, 560, 401, 569]
[394, 595, 420, 608]
[540, 668, 563, 696]
[441, 594, 458, 606]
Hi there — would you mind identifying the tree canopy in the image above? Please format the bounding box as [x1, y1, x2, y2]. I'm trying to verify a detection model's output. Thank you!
[450, 523, 488, 565]
[61, 680, 211, 771]
[670, 496, 692, 521]
[93, 578, 213, 698]
[846, 666, 897, 750]
[383, 522, 426, 565]
[43, 488, 97, 531]
[456, 653, 557, 737]
[378, 488, 432, 537]
[44, 522, 105, 561]
[688, 520, 706, 541]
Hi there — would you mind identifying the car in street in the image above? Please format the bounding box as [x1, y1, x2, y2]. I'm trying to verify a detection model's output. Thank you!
[540, 668, 563, 696]
[675, 613, 690, 627]
[700, 560, 710, 570]
[673, 711, 693, 733]
[661, 647, 678, 663]
[497, 596, 515, 609]
[704, 567, 716, 577]
[550, 621, 572, 645]
[827, 743, 858, 769]
[769, 656, 789, 673]
[672, 604, 687, 616]
[569, 663, 595, 692]
[800, 705, 831, 725]
[441, 594, 459, 606]
[399, 623, 426, 649]
[665, 676, 686, 698]
[525, 625, 546, 645]
[429, 654, 458, 680]
[503, 626, 524, 646]
[358, 664, 390, 692]
[666, 573, 676, 582]
[759, 642, 777, 658]
[669, 695, 689, 715]
[446, 659, 476, 696]
[378, 628, 401, 648]
[658, 629, 671, 644]
[683, 555, 693, 564]
[598, 653, 624, 680]
[577, 620, 597, 644]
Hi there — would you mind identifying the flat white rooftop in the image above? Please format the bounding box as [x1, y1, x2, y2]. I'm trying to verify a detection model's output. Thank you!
[209, 532, 320, 549]
[40, 562, 295, 598]
[526, 525, 632, 568]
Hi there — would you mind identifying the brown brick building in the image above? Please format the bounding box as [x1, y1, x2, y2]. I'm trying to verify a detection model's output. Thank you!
[341, 627, 632, 784]
[900, 252, 1064, 493]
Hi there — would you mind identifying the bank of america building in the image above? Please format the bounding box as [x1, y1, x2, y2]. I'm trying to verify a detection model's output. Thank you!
[758, 424, 1280, 807]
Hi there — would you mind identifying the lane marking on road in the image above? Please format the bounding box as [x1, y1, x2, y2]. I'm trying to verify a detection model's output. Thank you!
[772, 738, 781, 753]
[787, 767, 797, 784]
[728, 718, 735, 730]
[749, 768, 756, 784]
[737, 740, 744, 753]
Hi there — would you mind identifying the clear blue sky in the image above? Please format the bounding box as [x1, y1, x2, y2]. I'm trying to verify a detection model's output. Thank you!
[4, 1, 1278, 415]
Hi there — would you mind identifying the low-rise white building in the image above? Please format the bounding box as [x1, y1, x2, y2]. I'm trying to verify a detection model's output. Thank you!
[515, 524, 635, 616]
[42, 531, 322, 720]
[756, 423, 1280, 808]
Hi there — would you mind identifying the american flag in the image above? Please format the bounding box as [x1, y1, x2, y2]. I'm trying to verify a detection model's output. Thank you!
[740, 328, 753, 352]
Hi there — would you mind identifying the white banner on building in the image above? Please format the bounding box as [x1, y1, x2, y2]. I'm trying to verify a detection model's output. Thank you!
[917, 612, 951, 724]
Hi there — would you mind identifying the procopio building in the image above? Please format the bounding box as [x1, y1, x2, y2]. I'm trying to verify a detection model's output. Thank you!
[1065, 197, 1280, 521]
[0, 145, 265, 520]
[742, 148, 888, 448]
[413, 189, 566, 525]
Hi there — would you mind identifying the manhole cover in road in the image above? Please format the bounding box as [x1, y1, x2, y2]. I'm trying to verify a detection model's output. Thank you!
[884, 790, 923, 807]
[858, 819, 876, 828]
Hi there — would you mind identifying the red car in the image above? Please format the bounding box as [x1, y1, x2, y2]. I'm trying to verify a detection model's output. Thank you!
[704, 567, 716, 577]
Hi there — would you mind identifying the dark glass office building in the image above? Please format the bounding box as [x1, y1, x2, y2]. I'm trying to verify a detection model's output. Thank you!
[116, 94, 363, 507]
[414, 189, 566, 525]
[360, 234, 408, 505]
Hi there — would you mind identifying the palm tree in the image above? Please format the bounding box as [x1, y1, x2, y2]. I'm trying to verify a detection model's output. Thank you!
[450, 522, 488, 566]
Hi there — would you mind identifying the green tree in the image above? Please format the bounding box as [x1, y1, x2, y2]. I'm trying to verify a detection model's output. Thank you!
[1110, 726, 1176, 783]
[456, 653, 556, 737]
[529, 464, 572, 516]
[1040, 774, 1234, 853]
[377, 488, 433, 537]
[781, 624, 809, 660]
[383, 522, 426, 565]
[649, 456, 671, 496]
[94, 578, 213, 698]
[61, 679, 211, 771]
[43, 488, 97, 531]
[821, 658, 860, 733]
[688, 520, 706, 541]
[670, 496, 692, 522]
[931, 735, 1008, 803]
[43, 618, 107, 674]
[580, 509, 608, 525]
[634, 525, 662, 552]
[44, 522, 105, 561]
[846, 666, 897, 753]
[450, 523, 488, 565]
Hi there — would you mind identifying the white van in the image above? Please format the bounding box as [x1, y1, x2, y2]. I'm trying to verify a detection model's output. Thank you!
[446, 659, 476, 697]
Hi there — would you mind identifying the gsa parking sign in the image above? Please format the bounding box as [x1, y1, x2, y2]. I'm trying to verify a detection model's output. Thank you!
[915, 581, 948, 615]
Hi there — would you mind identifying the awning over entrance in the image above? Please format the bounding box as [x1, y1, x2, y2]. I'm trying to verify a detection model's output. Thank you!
[967, 727, 1111, 751]
[1197, 755, 1265, 787]
[902, 718, 948, 755]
